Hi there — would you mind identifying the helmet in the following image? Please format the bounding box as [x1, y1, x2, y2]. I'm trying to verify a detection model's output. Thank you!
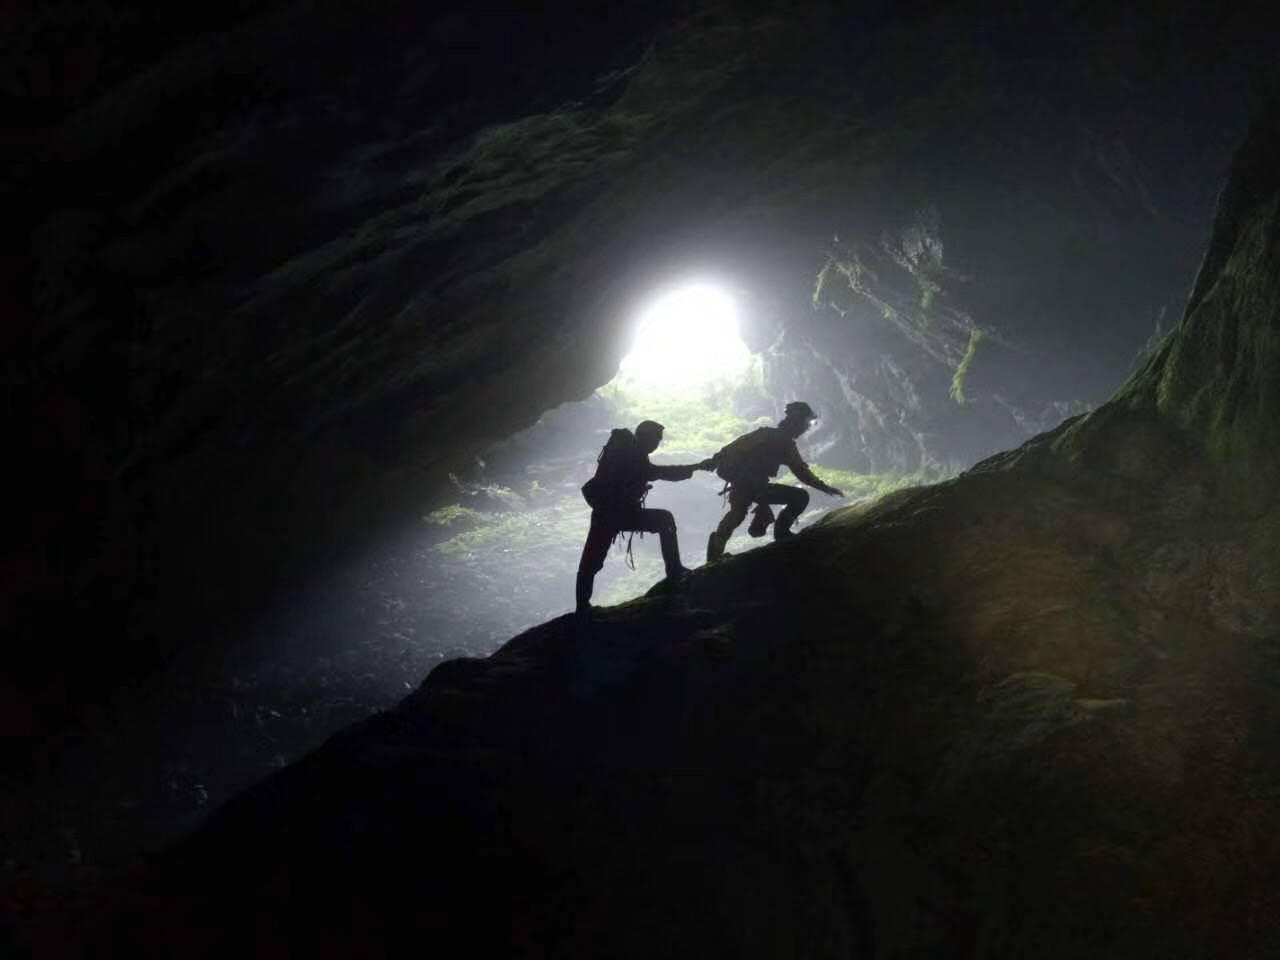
[783, 401, 817, 422]
[635, 420, 665, 443]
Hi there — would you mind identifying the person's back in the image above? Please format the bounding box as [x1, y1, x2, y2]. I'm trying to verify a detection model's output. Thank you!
[582, 428, 652, 514]
[713, 425, 796, 487]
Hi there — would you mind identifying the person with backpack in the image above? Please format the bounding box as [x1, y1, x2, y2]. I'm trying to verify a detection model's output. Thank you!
[705, 401, 844, 562]
[576, 420, 712, 614]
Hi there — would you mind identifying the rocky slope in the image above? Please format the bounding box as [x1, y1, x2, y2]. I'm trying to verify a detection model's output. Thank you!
[51, 100, 1280, 958]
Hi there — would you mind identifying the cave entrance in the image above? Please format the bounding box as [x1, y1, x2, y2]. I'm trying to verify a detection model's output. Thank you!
[416, 280, 778, 638]
[617, 282, 752, 389]
[411, 279, 867, 645]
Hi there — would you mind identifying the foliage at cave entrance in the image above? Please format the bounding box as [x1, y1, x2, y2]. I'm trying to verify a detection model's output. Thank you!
[598, 354, 771, 457]
[413, 358, 937, 634]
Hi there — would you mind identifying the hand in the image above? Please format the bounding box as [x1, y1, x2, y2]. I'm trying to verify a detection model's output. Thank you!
[697, 457, 717, 471]
[826, 486, 845, 497]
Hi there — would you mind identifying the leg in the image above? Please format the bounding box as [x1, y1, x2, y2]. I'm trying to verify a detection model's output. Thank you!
[708, 486, 754, 561]
[575, 512, 616, 610]
[766, 484, 810, 539]
[632, 508, 683, 577]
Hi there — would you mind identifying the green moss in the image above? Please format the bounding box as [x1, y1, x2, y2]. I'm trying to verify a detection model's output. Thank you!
[815, 467, 946, 501]
[424, 504, 483, 526]
[436, 502, 581, 561]
[812, 259, 836, 308]
[597, 368, 770, 459]
[950, 328, 984, 405]
[430, 496, 685, 612]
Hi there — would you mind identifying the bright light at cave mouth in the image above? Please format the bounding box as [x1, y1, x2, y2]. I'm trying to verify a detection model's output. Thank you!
[618, 284, 752, 390]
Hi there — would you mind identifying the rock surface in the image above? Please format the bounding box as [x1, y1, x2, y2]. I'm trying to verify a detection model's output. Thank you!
[63, 100, 1280, 958]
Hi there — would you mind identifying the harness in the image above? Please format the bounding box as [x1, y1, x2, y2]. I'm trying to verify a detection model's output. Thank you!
[617, 531, 640, 570]
[601, 483, 651, 570]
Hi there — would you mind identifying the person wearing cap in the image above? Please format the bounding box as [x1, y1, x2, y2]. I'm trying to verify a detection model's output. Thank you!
[575, 419, 711, 614]
[705, 401, 844, 562]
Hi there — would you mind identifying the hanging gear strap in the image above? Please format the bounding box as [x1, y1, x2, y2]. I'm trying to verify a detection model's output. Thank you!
[611, 529, 643, 570]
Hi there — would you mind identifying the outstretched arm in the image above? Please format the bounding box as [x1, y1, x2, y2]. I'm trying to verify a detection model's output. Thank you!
[647, 463, 698, 482]
[785, 447, 844, 497]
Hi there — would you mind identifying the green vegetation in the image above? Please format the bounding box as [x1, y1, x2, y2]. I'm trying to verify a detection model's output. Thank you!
[597, 360, 770, 459]
[436, 500, 583, 564]
[806, 467, 945, 502]
[424, 504, 483, 526]
[429, 496, 673, 612]
[949, 328, 984, 405]
[812, 259, 836, 309]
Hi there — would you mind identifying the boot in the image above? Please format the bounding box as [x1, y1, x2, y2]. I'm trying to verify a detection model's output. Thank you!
[650, 565, 693, 595]
[706, 530, 729, 562]
[659, 526, 684, 579]
[747, 503, 774, 538]
[774, 509, 798, 541]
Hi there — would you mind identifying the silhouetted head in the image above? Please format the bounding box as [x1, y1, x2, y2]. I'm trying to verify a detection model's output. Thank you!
[780, 401, 817, 438]
[635, 420, 665, 454]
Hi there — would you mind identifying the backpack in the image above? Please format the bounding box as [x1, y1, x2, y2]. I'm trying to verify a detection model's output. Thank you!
[581, 428, 649, 510]
[713, 427, 778, 484]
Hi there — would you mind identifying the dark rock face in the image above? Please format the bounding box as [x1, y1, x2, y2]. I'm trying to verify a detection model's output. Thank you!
[1117, 104, 1280, 486]
[58, 99, 1280, 957]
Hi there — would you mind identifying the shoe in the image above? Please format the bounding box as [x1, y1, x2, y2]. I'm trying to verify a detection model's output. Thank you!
[774, 509, 799, 541]
[652, 567, 693, 592]
[747, 505, 774, 538]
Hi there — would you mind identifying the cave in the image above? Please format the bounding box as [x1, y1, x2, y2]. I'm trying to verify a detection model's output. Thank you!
[5, 2, 1280, 956]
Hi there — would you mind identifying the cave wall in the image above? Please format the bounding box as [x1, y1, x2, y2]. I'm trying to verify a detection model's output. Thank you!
[4, 1, 1277, 738]
[1119, 101, 1280, 487]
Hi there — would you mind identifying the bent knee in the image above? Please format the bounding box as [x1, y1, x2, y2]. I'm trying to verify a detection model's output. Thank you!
[791, 489, 810, 511]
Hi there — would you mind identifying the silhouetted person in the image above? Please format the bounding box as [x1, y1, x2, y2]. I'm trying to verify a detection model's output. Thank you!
[706, 401, 844, 561]
[576, 420, 709, 614]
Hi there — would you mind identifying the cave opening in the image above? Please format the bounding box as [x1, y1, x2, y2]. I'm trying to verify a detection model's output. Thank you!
[617, 281, 752, 388]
